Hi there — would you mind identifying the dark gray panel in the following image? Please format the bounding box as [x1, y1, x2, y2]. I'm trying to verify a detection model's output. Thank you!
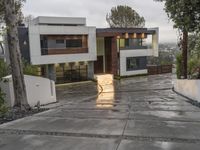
[18, 27, 30, 63]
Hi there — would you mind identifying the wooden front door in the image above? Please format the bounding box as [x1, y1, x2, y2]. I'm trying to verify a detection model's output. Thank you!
[94, 56, 104, 74]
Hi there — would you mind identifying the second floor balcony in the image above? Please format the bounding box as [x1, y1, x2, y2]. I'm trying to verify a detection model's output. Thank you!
[118, 38, 149, 50]
[40, 35, 88, 55]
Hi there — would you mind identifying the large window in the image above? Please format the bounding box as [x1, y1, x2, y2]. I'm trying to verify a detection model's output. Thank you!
[126, 57, 147, 71]
[66, 39, 82, 48]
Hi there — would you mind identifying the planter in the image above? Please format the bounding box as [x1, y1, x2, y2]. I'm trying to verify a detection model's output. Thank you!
[0, 75, 57, 107]
[174, 79, 200, 102]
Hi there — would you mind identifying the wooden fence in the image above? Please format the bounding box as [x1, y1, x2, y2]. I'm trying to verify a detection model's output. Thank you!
[147, 65, 172, 75]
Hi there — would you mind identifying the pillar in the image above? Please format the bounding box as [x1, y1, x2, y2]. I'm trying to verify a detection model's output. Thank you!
[87, 61, 94, 80]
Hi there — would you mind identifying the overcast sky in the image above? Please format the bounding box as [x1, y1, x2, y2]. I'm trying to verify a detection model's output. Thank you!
[22, 0, 178, 43]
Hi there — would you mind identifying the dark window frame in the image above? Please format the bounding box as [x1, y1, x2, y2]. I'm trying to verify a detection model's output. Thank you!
[126, 57, 147, 71]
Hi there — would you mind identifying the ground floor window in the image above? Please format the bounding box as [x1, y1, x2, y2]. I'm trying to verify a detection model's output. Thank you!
[126, 57, 147, 71]
[56, 63, 88, 84]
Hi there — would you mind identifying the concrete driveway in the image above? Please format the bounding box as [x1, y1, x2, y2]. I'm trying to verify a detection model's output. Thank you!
[1, 74, 200, 150]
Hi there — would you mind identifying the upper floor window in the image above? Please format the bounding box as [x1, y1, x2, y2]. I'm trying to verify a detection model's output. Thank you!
[66, 39, 82, 48]
[56, 39, 64, 44]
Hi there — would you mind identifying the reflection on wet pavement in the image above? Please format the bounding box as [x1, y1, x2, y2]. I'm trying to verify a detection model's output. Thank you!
[96, 74, 115, 108]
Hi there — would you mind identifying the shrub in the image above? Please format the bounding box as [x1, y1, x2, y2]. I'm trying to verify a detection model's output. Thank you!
[0, 59, 9, 116]
[0, 89, 8, 117]
[23, 60, 38, 76]
[188, 57, 200, 79]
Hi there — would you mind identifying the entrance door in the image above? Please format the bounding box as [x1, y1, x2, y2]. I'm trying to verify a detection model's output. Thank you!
[94, 56, 104, 74]
[105, 37, 112, 73]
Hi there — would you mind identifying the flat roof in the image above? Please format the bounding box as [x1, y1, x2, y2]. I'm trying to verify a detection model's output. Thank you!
[96, 28, 156, 37]
[31, 16, 86, 26]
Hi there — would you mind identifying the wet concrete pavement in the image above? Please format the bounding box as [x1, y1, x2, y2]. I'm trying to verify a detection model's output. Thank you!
[1, 74, 200, 150]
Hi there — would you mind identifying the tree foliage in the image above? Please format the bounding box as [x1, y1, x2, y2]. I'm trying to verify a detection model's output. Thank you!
[188, 33, 200, 58]
[0, 0, 25, 24]
[157, 0, 200, 32]
[106, 5, 145, 28]
[155, 0, 200, 79]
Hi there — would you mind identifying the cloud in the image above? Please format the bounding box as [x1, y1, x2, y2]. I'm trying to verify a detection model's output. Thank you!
[22, 0, 177, 43]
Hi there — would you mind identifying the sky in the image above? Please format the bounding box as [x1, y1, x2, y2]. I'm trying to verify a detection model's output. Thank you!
[22, 0, 178, 43]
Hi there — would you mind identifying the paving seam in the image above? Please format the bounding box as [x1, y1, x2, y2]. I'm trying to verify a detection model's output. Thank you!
[31, 115, 200, 123]
[1, 129, 200, 144]
[115, 96, 132, 150]
[63, 87, 172, 95]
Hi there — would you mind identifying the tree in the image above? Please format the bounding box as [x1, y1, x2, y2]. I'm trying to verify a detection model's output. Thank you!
[155, 0, 200, 78]
[106, 5, 145, 28]
[0, 0, 30, 111]
[23, 15, 34, 27]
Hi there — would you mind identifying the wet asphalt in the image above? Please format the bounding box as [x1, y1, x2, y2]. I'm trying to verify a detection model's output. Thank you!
[0, 74, 200, 150]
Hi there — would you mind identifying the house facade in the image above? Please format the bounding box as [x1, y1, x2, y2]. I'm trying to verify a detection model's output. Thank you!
[5, 16, 159, 83]
[19, 16, 96, 84]
[95, 28, 159, 77]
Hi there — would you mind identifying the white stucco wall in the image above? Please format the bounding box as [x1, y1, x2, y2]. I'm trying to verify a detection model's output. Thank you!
[29, 25, 97, 65]
[0, 75, 57, 107]
[174, 79, 200, 102]
[32, 16, 86, 26]
[120, 50, 148, 76]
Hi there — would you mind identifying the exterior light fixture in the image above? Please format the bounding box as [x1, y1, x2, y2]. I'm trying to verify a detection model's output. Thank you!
[141, 33, 145, 39]
[23, 40, 27, 45]
[116, 35, 121, 39]
[133, 33, 137, 38]
[55, 63, 60, 67]
[125, 32, 129, 39]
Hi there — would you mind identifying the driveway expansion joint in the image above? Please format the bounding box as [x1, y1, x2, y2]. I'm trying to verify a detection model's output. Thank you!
[0, 129, 200, 144]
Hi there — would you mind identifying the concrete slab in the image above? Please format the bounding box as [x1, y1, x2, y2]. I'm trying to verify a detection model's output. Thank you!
[60, 103, 129, 111]
[130, 110, 200, 121]
[124, 120, 200, 140]
[0, 116, 126, 136]
[118, 140, 200, 150]
[130, 101, 191, 106]
[131, 104, 200, 111]
[36, 109, 129, 119]
[0, 134, 118, 150]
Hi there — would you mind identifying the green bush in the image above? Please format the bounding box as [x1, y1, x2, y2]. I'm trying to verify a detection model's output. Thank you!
[0, 89, 8, 117]
[176, 53, 182, 79]
[188, 57, 200, 79]
[0, 59, 10, 79]
[0, 59, 9, 116]
[23, 60, 38, 76]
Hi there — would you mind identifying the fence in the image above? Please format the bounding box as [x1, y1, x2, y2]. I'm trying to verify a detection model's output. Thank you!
[147, 65, 172, 75]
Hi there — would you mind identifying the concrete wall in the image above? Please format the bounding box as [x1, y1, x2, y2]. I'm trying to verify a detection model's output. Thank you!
[0, 75, 57, 107]
[174, 79, 200, 102]
[32, 16, 86, 26]
[29, 25, 97, 65]
[120, 50, 148, 76]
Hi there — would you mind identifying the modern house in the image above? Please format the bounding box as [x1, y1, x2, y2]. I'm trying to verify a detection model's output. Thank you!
[95, 28, 159, 77]
[4, 16, 159, 83]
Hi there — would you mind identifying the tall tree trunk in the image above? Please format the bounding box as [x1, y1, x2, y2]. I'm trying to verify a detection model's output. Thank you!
[182, 30, 188, 79]
[4, 0, 30, 111]
[0, 42, 4, 55]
